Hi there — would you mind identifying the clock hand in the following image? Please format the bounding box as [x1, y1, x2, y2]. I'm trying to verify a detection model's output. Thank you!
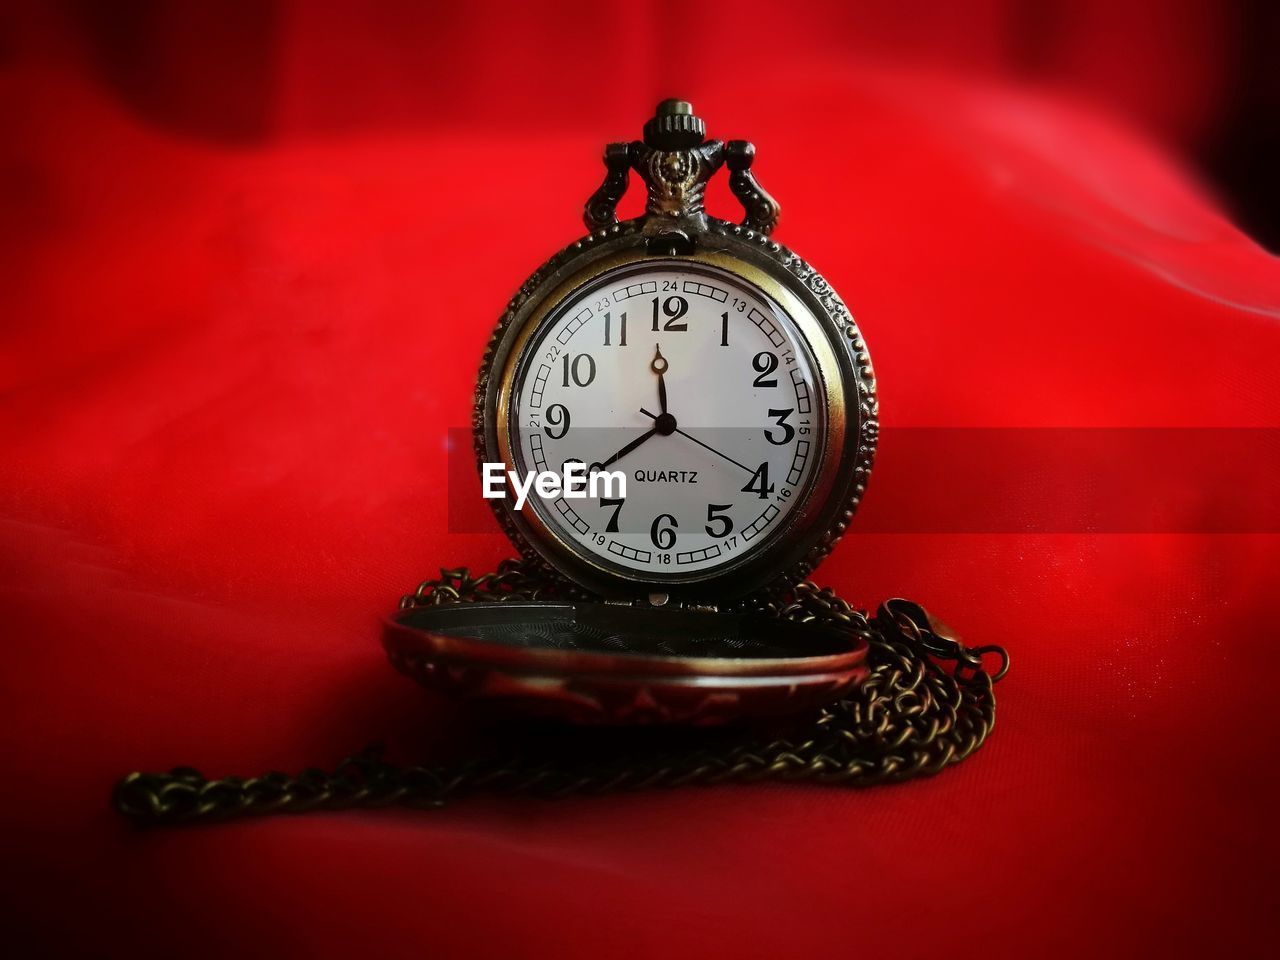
[639, 408, 754, 474]
[651, 344, 669, 415]
[589, 425, 660, 474]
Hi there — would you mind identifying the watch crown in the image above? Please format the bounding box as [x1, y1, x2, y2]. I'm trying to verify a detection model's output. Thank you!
[643, 99, 706, 150]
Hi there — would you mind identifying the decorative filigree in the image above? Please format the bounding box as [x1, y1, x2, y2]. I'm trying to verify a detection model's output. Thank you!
[582, 101, 781, 235]
[726, 140, 780, 234]
[583, 142, 631, 231]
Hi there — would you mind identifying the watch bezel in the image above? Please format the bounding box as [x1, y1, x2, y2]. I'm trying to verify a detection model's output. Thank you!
[475, 218, 877, 602]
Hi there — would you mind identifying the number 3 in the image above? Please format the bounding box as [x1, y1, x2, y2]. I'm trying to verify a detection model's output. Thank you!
[765, 408, 794, 445]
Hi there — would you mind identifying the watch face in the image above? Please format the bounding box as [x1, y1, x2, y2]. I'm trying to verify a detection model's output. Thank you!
[507, 261, 829, 581]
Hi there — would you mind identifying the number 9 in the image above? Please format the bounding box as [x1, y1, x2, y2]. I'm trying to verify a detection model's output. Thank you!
[544, 403, 570, 439]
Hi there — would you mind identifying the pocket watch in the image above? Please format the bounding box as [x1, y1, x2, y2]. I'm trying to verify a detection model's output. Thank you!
[385, 100, 880, 724]
[114, 103, 1006, 822]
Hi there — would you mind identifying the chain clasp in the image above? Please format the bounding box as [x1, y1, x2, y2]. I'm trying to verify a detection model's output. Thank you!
[881, 598, 1010, 682]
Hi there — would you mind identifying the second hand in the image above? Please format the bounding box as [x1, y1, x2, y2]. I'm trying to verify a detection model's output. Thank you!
[639, 408, 754, 474]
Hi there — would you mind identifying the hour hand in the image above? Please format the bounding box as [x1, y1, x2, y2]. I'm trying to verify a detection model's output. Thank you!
[651, 344, 669, 415]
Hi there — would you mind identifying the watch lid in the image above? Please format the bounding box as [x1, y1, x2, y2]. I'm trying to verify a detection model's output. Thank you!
[383, 601, 869, 725]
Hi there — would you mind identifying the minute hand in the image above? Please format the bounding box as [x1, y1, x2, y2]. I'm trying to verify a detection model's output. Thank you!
[639, 409, 754, 475]
[590, 426, 659, 473]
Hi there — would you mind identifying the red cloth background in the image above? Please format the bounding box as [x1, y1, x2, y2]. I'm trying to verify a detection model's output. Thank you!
[2, 2, 1279, 957]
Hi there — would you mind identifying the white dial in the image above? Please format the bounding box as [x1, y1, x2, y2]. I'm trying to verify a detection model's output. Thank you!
[510, 262, 826, 579]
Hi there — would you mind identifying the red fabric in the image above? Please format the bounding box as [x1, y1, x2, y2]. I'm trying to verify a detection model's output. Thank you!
[3, 3, 1279, 957]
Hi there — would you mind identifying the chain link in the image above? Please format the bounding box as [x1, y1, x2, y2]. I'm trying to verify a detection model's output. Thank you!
[114, 561, 1008, 824]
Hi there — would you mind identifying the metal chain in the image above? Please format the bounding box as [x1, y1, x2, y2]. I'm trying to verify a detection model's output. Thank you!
[114, 560, 1009, 824]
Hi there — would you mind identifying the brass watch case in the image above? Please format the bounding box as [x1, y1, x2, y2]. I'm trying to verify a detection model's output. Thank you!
[475, 217, 878, 602]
